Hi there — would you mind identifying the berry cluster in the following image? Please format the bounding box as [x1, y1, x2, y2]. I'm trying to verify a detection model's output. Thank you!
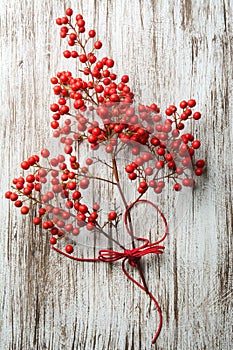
[5, 149, 118, 248]
[51, 8, 133, 117]
[5, 8, 205, 345]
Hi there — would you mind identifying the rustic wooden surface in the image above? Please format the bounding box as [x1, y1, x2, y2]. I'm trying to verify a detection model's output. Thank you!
[0, 1, 232, 349]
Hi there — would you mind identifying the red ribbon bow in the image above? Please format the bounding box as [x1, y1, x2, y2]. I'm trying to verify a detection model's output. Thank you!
[98, 239, 165, 266]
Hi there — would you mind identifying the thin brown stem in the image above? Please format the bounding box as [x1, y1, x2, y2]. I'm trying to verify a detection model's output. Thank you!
[112, 156, 150, 294]
[82, 174, 117, 185]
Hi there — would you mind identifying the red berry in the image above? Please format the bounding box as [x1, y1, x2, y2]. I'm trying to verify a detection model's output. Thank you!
[151, 137, 160, 147]
[172, 129, 180, 138]
[77, 19, 85, 27]
[121, 75, 129, 83]
[88, 135, 98, 144]
[128, 172, 137, 180]
[195, 168, 203, 176]
[92, 127, 101, 136]
[21, 206, 29, 215]
[94, 41, 102, 49]
[179, 100, 187, 109]
[169, 105, 177, 113]
[69, 33, 77, 41]
[196, 159, 205, 168]
[79, 178, 89, 189]
[21, 161, 30, 170]
[14, 200, 22, 207]
[156, 148, 165, 156]
[59, 105, 69, 114]
[64, 145, 73, 154]
[60, 31, 67, 38]
[15, 181, 24, 189]
[65, 244, 74, 254]
[50, 77, 58, 84]
[56, 18, 62, 25]
[145, 167, 153, 175]
[174, 183, 182, 191]
[178, 123, 184, 130]
[89, 30, 96, 37]
[74, 99, 84, 109]
[60, 26, 68, 33]
[23, 187, 32, 195]
[79, 54, 87, 63]
[66, 8, 73, 16]
[180, 112, 189, 121]
[72, 191, 81, 200]
[167, 161, 176, 169]
[72, 228, 80, 236]
[157, 181, 165, 188]
[76, 14, 83, 21]
[139, 181, 148, 189]
[63, 50, 71, 58]
[165, 154, 173, 161]
[67, 181, 76, 190]
[192, 140, 201, 149]
[108, 211, 117, 220]
[187, 99, 196, 108]
[64, 223, 73, 232]
[50, 237, 57, 245]
[71, 51, 78, 58]
[41, 148, 50, 158]
[185, 109, 192, 116]
[35, 183, 41, 191]
[61, 17, 68, 24]
[149, 180, 157, 188]
[154, 187, 162, 194]
[10, 193, 18, 201]
[89, 212, 98, 221]
[182, 178, 191, 187]
[79, 204, 88, 214]
[89, 55, 96, 64]
[193, 112, 201, 120]
[165, 108, 173, 116]
[33, 217, 41, 225]
[26, 174, 35, 183]
[125, 164, 134, 173]
[50, 103, 59, 112]
[103, 78, 111, 85]
[84, 221, 94, 231]
[138, 186, 146, 194]
[176, 167, 184, 175]
[51, 121, 59, 129]
[93, 203, 100, 211]
[106, 58, 114, 68]
[86, 158, 93, 165]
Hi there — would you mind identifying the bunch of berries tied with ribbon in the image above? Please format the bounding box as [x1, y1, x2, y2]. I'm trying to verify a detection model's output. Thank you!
[5, 8, 205, 345]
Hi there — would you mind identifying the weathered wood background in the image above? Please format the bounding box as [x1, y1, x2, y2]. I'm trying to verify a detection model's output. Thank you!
[0, 0, 232, 349]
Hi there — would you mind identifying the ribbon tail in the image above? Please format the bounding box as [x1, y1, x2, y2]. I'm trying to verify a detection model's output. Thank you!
[52, 246, 99, 262]
[121, 258, 162, 344]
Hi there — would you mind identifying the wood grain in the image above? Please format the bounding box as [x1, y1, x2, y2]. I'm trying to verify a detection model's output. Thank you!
[0, 1, 232, 349]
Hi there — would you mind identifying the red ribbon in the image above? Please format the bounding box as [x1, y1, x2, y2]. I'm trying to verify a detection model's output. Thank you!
[52, 200, 168, 344]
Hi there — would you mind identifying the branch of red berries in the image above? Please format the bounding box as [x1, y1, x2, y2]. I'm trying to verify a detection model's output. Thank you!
[5, 7, 205, 345]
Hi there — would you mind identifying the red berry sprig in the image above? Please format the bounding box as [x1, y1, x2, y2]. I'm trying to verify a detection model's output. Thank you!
[5, 7, 206, 346]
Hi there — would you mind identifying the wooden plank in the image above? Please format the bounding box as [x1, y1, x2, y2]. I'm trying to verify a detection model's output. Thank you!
[0, 0, 232, 349]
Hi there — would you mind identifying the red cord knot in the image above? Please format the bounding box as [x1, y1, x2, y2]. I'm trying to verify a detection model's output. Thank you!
[98, 239, 165, 267]
[123, 249, 140, 267]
